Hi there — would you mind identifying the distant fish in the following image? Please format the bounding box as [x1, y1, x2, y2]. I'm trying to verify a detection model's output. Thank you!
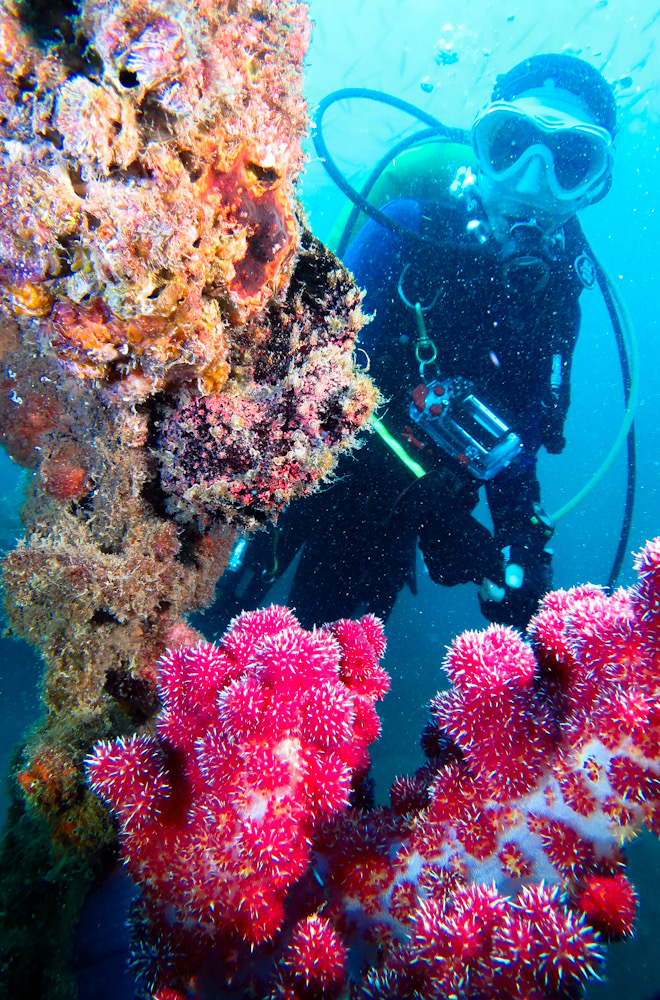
[509, 22, 539, 53]
[625, 84, 658, 111]
[399, 46, 408, 80]
[598, 35, 619, 73]
[632, 41, 655, 72]
[574, 0, 608, 29]
[573, 9, 591, 28]
[474, 54, 491, 87]
[642, 6, 660, 32]
[340, 54, 364, 85]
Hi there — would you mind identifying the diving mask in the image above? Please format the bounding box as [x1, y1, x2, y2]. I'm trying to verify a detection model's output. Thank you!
[472, 96, 613, 204]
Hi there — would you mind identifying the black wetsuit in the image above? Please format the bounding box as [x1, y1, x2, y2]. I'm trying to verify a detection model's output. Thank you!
[212, 192, 592, 632]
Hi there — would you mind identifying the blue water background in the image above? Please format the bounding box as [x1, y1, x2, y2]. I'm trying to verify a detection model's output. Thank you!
[299, 2, 660, 996]
[0, 0, 658, 995]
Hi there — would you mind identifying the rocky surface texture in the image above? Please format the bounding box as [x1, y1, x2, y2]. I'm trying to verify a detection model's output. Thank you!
[0, 3, 377, 995]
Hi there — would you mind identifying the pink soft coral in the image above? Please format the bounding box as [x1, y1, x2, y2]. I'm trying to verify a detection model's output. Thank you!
[86, 606, 388, 983]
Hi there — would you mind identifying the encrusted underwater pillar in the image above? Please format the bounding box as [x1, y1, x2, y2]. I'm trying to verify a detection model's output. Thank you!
[0, 1, 378, 994]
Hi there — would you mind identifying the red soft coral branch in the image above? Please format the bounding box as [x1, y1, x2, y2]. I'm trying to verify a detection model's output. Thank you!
[87, 538, 660, 1000]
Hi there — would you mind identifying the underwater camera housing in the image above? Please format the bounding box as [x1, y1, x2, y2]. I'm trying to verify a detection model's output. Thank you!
[410, 377, 522, 479]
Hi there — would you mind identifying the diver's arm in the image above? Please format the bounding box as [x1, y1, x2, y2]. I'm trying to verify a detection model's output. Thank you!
[479, 457, 552, 630]
[540, 298, 581, 454]
[486, 458, 542, 548]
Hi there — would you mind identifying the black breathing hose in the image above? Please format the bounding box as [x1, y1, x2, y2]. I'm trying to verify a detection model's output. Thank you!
[590, 252, 637, 588]
[335, 126, 439, 257]
[313, 88, 470, 254]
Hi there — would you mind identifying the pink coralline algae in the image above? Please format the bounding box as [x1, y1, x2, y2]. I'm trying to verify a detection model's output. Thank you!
[87, 540, 660, 1000]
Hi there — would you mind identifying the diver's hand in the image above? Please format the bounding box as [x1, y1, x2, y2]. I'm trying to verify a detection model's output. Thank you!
[544, 430, 566, 455]
[478, 545, 552, 631]
[478, 577, 506, 604]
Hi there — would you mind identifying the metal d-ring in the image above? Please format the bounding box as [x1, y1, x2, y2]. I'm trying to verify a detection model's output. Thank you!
[397, 263, 443, 312]
[397, 264, 440, 377]
[413, 303, 438, 377]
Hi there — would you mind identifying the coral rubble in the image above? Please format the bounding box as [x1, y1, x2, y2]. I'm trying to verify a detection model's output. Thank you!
[87, 540, 660, 999]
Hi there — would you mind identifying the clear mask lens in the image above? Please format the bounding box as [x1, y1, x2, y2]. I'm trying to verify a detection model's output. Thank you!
[473, 104, 612, 200]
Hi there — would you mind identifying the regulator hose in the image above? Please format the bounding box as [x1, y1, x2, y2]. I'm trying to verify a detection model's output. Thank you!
[549, 236, 638, 589]
[312, 88, 470, 254]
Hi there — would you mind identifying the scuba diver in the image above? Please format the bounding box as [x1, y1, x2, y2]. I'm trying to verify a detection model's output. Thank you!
[212, 53, 619, 633]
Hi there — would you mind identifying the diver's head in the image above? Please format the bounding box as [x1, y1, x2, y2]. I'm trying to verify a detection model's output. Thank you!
[471, 53, 616, 240]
